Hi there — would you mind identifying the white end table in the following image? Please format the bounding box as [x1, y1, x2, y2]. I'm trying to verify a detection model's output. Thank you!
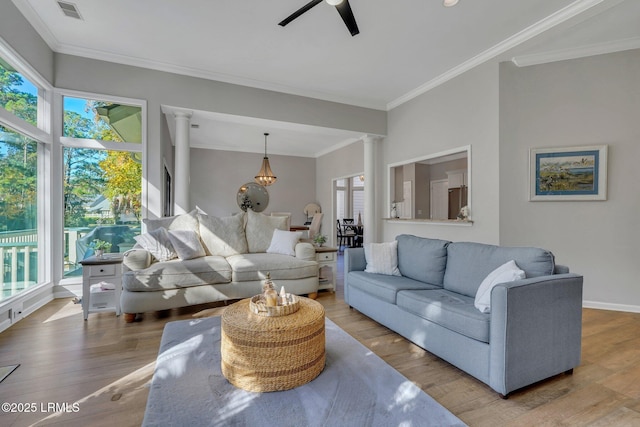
[315, 246, 337, 293]
[79, 254, 123, 320]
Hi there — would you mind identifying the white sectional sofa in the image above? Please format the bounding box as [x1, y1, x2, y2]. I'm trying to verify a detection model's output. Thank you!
[120, 209, 319, 322]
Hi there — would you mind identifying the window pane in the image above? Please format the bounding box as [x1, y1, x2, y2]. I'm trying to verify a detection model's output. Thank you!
[63, 147, 142, 276]
[0, 125, 38, 300]
[352, 190, 364, 220]
[0, 59, 38, 126]
[63, 96, 142, 143]
[352, 175, 364, 187]
[336, 190, 345, 220]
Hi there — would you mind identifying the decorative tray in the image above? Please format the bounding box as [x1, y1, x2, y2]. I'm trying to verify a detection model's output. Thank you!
[249, 294, 300, 317]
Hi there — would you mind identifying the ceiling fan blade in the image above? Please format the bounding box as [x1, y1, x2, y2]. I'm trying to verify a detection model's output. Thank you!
[335, 0, 359, 36]
[278, 0, 323, 27]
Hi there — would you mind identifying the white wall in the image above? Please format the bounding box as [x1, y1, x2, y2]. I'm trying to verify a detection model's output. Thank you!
[190, 148, 315, 225]
[383, 61, 501, 244]
[499, 49, 640, 311]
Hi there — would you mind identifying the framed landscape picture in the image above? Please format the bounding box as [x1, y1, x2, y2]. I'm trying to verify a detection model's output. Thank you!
[529, 145, 608, 201]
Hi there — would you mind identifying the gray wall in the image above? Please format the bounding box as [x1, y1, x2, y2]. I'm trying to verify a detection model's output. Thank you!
[316, 140, 364, 246]
[383, 61, 501, 244]
[190, 148, 315, 226]
[53, 54, 386, 221]
[0, 1, 53, 83]
[500, 49, 640, 310]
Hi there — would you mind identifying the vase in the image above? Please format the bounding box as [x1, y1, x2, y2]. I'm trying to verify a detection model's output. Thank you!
[95, 249, 104, 259]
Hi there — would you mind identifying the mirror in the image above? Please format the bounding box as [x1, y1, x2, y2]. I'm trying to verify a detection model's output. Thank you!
[389, 146, 470, 221]
[237, 182, 269, 212]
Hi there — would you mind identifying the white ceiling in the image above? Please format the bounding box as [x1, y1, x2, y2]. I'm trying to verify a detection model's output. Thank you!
[12, 0, 640, 157]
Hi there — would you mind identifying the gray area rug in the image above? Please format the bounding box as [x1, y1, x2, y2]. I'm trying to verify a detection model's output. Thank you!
[143, 316, 465, 427]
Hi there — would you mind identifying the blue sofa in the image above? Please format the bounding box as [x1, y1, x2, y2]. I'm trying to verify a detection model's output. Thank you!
[344, 234, 583, 397]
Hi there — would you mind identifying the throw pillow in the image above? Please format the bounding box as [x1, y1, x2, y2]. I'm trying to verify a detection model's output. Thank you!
[267, 229, 303, 257]
[245, 209, 288, 253]
[133, 227, 177, 261]
[167, 229, 206, 260]
[474, 260, 526, 313]
[143, 210, 199, 234]
[198, 212, 248, 256]
[364, 241, 401, 276]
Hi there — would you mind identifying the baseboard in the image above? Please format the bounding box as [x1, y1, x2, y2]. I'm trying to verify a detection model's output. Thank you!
[583, 300, 640, 314]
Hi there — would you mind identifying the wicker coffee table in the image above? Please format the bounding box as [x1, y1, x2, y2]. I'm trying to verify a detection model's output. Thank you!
[221, 297, 325, 392]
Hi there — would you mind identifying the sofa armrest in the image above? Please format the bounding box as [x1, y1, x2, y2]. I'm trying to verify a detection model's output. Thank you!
[295, 242, 316, 261]
[122, 248, 152, 272]
[344, 247, 366, 304]
[489, 273, 583, 395]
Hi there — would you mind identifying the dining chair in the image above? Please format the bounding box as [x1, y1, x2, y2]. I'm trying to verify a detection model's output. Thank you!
[270, 212, 291, 230]
[307, 213, 323, 239]
[336, 219, 354, 252]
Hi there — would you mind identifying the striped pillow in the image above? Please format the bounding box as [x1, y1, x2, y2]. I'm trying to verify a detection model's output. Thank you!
[364, 241, 401, 276]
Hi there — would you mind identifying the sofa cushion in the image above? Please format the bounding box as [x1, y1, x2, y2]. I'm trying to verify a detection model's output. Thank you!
[267, 229, 303, 257]
[364, 241, 400, 276]
[245, 210, 288, 253]
[347, 271, 441, 304]
[443, 242, 555, 298]
[198, 212, 248, 256]
[167, 229, 206, 260]
[133, 228, 177, 261]
[397, 289, 490, 343]
[396, 235, 449, 286]
[474, 260, 525, 313]
[226, 253, 318, 282]
[122, 256, 232, 292]
[143, 209, 199, 234]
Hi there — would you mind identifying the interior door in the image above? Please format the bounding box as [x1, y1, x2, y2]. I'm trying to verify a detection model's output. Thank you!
[430, 179, 448, 220]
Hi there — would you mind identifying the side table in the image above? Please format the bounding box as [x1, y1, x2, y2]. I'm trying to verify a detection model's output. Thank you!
[79, 254, 123, 320]
[315, 246, 337, 293]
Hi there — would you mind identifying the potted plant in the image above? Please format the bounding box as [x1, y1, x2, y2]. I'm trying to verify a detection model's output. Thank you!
[312, 233, 327, 247]
[92, 239, 112, 258]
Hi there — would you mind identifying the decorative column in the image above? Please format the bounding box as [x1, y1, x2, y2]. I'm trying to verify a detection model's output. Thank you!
[173, 111, 192, 215]
[363, 135, 378, 244]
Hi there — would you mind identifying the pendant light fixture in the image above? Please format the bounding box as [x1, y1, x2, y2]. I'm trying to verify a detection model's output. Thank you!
[255, 133, 277, 186]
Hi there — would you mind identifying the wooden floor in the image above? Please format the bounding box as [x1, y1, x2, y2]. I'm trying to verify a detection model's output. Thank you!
[1, 257, 640, 426]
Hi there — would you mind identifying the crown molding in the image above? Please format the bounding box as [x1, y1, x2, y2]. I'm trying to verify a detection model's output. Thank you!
[511, 37, 640, 67]
[11, 0, 62, 52]
[386, 0, 608, 110]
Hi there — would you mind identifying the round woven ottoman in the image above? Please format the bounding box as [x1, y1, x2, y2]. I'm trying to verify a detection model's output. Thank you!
[221, 297, 325, 392]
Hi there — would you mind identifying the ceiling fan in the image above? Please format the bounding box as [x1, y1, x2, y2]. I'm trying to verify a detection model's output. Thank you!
[279, 0, 360, 37]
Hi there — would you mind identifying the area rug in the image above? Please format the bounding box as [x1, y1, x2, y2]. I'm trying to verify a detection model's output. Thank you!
[143, 316, 465, 427]
[0, 364, 19, 383]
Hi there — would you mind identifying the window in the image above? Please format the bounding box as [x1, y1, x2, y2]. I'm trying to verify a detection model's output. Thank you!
[61, 95, 144, 277]
[0, 125, 39, 301]
[351, 176, 364, 220]
[0, 58, 38, 126]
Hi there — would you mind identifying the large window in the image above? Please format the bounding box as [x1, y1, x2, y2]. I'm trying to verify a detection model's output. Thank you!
[0, 58, 38, 126]
[0, 50, 46, 303]
[0, 126, 39, 301]
[61, 95, 143, 277]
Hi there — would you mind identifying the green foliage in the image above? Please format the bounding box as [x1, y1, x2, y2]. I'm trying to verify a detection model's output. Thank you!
[0, 66, 37, 126]
[91, 239, 111, 251]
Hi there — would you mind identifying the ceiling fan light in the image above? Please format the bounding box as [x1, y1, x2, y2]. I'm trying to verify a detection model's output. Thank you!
[325, 0, 344, 5]
[443, 0, 459, 7]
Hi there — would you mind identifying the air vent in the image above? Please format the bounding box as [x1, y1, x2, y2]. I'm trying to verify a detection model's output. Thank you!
[57, 1, 82, 20]
[191, 124, 200, 129]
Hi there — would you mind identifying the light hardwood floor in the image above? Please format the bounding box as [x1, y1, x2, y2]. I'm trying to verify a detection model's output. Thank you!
[1, 256, 640, 426]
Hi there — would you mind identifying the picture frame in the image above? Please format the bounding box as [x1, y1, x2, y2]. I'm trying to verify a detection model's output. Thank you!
[529, 145, 607, 201]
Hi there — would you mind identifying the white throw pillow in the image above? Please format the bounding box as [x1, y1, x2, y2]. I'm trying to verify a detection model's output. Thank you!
[364, 241, 401, 276]
[167, 229, 206, 260]
[245, 209, 288, 253]
[474, 260, 526, 313]
[267, 229, 303, 257]
[133, 228, 177, 261]
[143, 209, 199, 234]
[198, 212, 248, 256]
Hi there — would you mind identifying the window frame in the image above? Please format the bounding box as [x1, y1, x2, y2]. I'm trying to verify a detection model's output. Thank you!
[56, 89, 147, 286]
